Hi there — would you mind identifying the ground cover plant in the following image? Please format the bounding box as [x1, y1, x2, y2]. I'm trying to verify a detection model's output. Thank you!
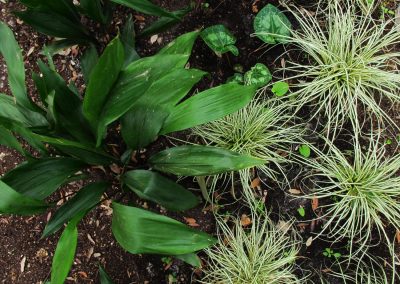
[275, 0, 400, 137]
[1, 0, 400, 283]
[0, 19, 263, 283]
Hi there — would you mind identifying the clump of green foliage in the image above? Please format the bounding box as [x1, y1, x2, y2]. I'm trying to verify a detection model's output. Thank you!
[277, 0, 400, 136]
[299, 136, 400, 256]
[201, 213, 300, 284]
[192, 96, 303, 205]
[0, 21, 263, 283]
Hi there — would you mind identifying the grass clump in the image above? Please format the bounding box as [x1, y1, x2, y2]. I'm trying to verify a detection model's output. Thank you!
[299, 136, 400, 254]
[192, 97, 302, 195]
[201, 213, 300, 284]
[277, 0, 400, 136]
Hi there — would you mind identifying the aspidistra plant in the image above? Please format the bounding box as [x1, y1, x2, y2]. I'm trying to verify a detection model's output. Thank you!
[14, 0, 190, 52]
[0, 21, 262, 283]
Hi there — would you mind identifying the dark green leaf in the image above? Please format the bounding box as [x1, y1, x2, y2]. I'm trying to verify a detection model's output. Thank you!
[0, 180, 47, 215]
[50, 217, 79, 284]
[175, 253, 201, 267]
[0, 21, 35, 110]
[37, 61, 94, 143]
[123, 170, 199, 211]
[112, 203, 216, 255]
[158, 30, 199, 59]
[80, 0, 107, 24]
[201, 25, 239, 56]
[110, 0, 179, 19]
[160, 84, 257, 134]
[121, 68, 206, 149]
[83, 37, 124, 131]
[149, 145, 265, 176]
[1, 158, 85, 199]
[0, 118, 47, 154]
[43, 182, 109, 237]
[18, 0, 81, 21]
[0, 125, 25, 155]
[140, 8, 189, 37]
[81, 45, 99, 85]
[244, 63, 272, 87]
[99, 265, 115, 284]
[13, 10, 92, 42]
[121, 15, 140, 67]
[33, 134, 114, 165]
[96, 54, 189, 145]
[254, 4, 292, 44]
[0, 93, 48, 128]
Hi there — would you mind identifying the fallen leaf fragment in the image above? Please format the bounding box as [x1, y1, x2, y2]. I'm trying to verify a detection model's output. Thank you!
[240, 214, 252, 227]
[251, 177, 260, 189]
[184, 217, 200, 227]
[20, 256, 26, 273]
[288, 188, 301, 195]
[396, 230, 400, 244]
[134, 15, 145, 21]
[312, 196, 319, 211]
[306, 236, 313, 247]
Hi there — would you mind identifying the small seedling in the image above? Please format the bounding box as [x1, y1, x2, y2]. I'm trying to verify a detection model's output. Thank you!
[162, 256, 173, 266]
[385, 138, 392, 145]
[272, 81, 289, 97]
[322, 248, 341, 259]
[297, 206, 306, 217]
[299, 144, 311, 158]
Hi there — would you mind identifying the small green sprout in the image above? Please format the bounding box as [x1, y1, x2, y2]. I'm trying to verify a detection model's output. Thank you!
[272, 81, 289, 97]
[322, 248, 341, 259]
[299, 144, 311, 158]
[385, 138, 392, 145]
[297, 206, 306, 217]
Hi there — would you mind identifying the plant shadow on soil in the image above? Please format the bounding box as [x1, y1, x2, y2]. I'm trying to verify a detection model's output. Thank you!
[0, 0, 399, 283]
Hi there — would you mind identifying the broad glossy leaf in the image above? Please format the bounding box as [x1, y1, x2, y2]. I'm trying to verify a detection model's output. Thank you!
[121, 68, 206, 149]
[123, 170, 199, 211]
[158, 30, 199, 59]
[18, 0, 81, 21]
[0, 125, 25, 155]
[51, 217, 79, 284]
[201, 25, 239, 56]
[110, 0, 179, 19]
[121, 15, 140, 67]
[176, 253, 201, 267]
[99, 265, 114, 284]
[81, 45, 99, 84]
[42, 39, 82, 56]
[43, 182, 108, 237]
[244, 63, 272, 87]
[80, 0, 107, 24]
[37, 61, 94, 143]
[14, 10, 92, 42]
[1, 158, 85, 199]
[83, 37, 124, 130]
[160, 84, 257, 134]
[0, 118, 47, 154]
[0, 180, 47, 215]
[0, 94, 48, 128]
[34, 135, 114, 165]
[0, 21, 34, 110]
[149, 145, 265, 176]
[112, 203, 216, 255]
[96, 54, 189, 145]
[140, 9, 189, 37]
[254, 4, 292, 44]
